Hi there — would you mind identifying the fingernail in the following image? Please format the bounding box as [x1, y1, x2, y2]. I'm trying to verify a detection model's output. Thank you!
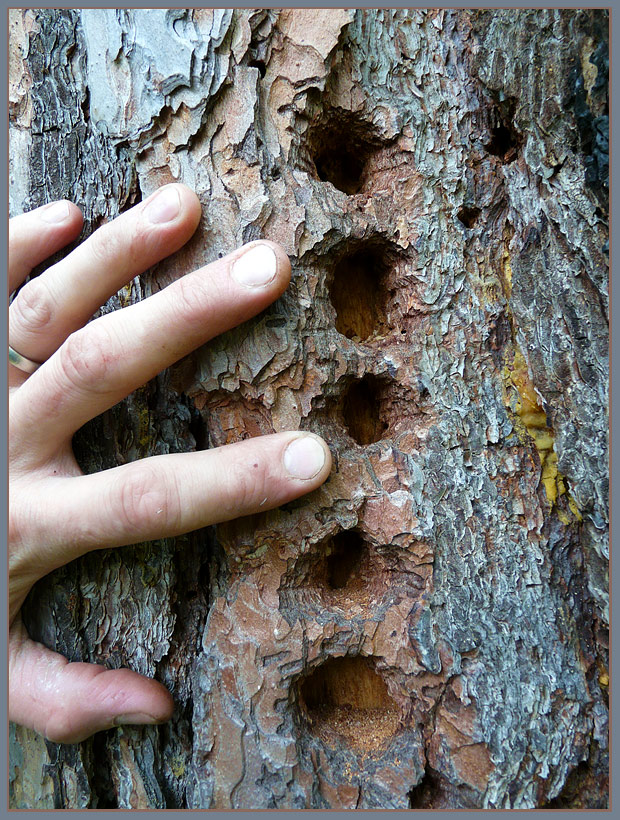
[40, 201, 71, 223]
[144, 186, 181, 224]
[232, 244, 278, 288]
[283, 436, 327, 480]
[113, 712, 164, 726]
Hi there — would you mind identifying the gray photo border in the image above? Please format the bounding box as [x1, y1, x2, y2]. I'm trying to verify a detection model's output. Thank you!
[1, 2, 613, 818]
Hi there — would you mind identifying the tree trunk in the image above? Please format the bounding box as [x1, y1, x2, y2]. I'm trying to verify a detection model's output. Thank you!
[9, 8, 608, 810]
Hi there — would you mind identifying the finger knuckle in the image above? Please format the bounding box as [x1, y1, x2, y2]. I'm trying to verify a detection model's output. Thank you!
[88, 220, 122, 266]
[11, 277, 56, 334]
[170, 272, 218, 330]
[58, 321, 118, 393]
[89, 215, 151, 269]
[115, 465, 179, 536]
[43, 697, 95, 745]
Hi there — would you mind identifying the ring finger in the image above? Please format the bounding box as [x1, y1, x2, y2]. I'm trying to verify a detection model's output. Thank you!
[9, 184, 201, 376]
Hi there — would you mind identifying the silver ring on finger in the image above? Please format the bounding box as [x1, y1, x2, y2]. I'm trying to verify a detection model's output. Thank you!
[9, 345, 42, 374]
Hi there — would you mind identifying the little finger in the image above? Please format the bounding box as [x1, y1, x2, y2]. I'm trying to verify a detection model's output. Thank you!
[9, 617, 173, 744]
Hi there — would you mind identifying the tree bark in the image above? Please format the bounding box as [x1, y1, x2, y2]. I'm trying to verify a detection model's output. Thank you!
[9, 8, 608, 809]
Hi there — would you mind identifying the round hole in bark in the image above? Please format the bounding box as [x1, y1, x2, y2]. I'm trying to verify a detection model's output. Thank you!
[297, 656, 400, 752]
[342, 374, 389, 445]
[277, 531, 392, 621]
[329, 240, 398, 341]
[307, 112, 381, 194]
[486, 123, 514, 157]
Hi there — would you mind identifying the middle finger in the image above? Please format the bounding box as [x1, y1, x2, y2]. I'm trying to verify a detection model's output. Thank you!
[12, 240, 291, 464]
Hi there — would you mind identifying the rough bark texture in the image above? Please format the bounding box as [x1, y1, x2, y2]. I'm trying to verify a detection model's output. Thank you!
[9, 8, 608, 810]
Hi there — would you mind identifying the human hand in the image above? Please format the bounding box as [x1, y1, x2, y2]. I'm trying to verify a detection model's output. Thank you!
[9, 184, 332, 743]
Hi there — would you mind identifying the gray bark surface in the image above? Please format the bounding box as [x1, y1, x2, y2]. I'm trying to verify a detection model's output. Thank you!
[9, 8, 608, 809]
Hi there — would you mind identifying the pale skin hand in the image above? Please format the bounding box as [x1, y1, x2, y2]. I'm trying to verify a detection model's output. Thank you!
[9, 184, 332, 743]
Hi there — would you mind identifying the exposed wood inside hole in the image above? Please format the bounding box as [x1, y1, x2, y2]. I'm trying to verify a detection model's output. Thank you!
[342, 375, 389, 445]
[329, 244, 392, 341]
[325, 235, 410, 342]
[298, 656, 400, 751]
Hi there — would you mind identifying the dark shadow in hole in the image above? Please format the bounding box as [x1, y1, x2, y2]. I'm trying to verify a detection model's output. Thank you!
[342, 375, 389, 446]
[90, 729, 119, 808]
[486, 124, 514, 158]
[457, 205, 481, 228]
[307, 112, 382, 194]
[327, 530, 364, 589]
[485, 102, 522, 163]
[80, 85, 90, 123]
[188, 402, 208, 451]
[297, 656, 400, 752]
[248, 58, 266, 78]
[409, 767, 440, 809]
[408, 763, 481, 809]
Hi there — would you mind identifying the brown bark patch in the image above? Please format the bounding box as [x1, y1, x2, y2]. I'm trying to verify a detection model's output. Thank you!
[451, 742, 494, 793]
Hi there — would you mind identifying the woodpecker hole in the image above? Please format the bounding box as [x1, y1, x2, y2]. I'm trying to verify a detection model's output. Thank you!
[329, 240, 400, 341]
[485, 102, 522, 163]
[326, 530, 364, 590]
[307, 112, 382, 194]
[342, 375, 389, 446]
[297, 656, 400, 752]
[457, 206, 481, 228]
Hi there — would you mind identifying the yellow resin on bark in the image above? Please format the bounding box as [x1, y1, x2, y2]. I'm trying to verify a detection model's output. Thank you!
[503, 347, 580, 519]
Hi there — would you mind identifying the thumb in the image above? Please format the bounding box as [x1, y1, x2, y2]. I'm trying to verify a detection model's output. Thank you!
[9, 617, 173, 744]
